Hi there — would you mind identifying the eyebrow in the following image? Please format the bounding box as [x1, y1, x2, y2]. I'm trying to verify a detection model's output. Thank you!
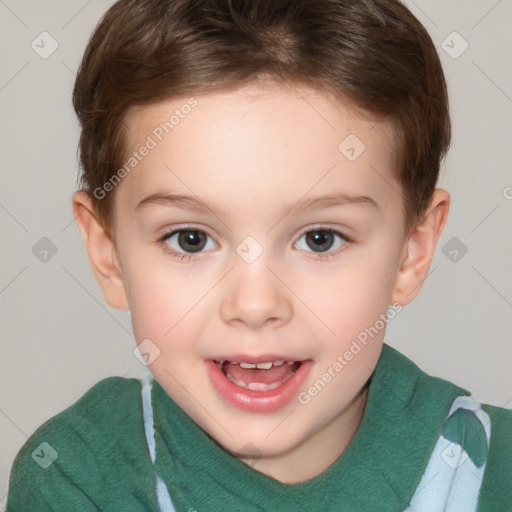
[135, 191, 379, 217]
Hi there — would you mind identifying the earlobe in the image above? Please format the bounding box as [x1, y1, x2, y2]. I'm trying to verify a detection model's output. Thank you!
[72, 191, 129, 310]
[391, 188, 450, 306]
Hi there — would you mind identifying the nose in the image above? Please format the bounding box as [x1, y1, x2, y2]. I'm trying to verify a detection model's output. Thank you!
[219, 255, 293, 331]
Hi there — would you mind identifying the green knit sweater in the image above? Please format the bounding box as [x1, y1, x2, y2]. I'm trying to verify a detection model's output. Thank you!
[6, 344, 512, 511]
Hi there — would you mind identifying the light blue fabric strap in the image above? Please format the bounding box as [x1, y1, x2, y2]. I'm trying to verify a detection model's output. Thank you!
[142, 373, 157, 464]
[404, 395, 491, 512]
[141, 374, 177, 512]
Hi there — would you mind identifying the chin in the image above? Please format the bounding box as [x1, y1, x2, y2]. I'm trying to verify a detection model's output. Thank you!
[212, 423, 306, 459]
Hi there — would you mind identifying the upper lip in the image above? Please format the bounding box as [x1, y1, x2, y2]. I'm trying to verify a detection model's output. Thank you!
[210, 354, 307, 364]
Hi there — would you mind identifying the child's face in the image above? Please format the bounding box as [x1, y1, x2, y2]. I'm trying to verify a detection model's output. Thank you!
[110, 84, 410, 471]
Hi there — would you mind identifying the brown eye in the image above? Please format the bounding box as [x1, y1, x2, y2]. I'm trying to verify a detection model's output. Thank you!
[305, 230, 335, 252]
[162, 229, 216, 254]
[176, 230, 207, 252]
[294, 228, 349, 256]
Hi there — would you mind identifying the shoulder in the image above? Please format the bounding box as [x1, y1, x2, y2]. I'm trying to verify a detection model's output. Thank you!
[22, 375, 144, 446]
[381, 346, 511, 459]
[6, 376, 153, 511]
[379, 346, 512, 510]
[477, 402, 512, 510]
[64, 374, 144, 426]
[376, 344, 470, 406]
[12, 375, 145, 462]
[439, 400, 512, 510]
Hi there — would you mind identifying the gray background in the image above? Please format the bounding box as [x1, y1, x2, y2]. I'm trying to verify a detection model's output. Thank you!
[1, 0, 511, 507]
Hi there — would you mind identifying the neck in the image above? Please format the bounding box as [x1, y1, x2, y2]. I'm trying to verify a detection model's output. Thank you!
[237, 385, 369, 485]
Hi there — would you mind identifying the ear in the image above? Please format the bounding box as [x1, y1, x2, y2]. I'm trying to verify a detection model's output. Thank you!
[72, 190, 129, 310]
[391, 188, 450, 306]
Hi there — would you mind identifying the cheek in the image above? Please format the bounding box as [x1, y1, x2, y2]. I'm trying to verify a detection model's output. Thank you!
[298, 250, 398, 337]
[121, 248, 197, 342]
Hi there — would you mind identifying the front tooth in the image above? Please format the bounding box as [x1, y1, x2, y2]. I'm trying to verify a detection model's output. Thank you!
[256, 362, 273, 369]
[273, 360, 284, 367]
[226, 372, 249, 388]
[234, 378, 248, 388]
[240, 362, 256, 369]
[247, 381, 280, 391]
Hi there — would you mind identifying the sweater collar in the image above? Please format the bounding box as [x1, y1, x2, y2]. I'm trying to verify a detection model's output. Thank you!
[151, 344, 469, 511]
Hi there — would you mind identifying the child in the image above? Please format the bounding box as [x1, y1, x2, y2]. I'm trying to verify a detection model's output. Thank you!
[6, 0, 511, 510]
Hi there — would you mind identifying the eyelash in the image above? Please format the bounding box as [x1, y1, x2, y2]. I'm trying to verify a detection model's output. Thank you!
[156, 225, 352, 263]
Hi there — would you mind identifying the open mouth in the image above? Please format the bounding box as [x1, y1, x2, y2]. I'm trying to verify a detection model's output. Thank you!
[214, 360, 302, 391]
[206, 357, 313, 412]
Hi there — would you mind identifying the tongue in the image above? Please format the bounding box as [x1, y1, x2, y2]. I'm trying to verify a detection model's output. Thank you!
[223, 362, 296, 384]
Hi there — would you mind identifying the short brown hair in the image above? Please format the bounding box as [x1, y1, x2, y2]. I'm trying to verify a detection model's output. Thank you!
[73, 0, 450, 235]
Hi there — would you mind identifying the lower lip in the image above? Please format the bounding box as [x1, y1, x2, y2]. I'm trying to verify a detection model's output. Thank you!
[206, 359, 313, 413]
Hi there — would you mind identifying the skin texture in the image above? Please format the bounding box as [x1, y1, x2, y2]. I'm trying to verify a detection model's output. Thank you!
[73, 83, 449, 484]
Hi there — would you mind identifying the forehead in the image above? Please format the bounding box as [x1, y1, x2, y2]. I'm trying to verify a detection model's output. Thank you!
[118, 84, 398, 214]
